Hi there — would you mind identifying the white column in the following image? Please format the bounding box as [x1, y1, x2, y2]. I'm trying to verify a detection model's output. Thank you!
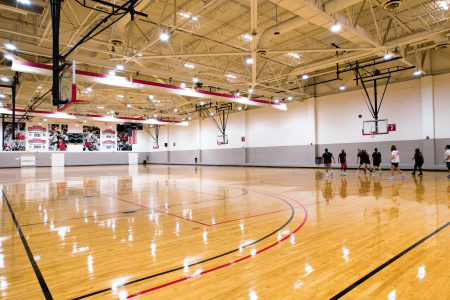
[196, 119, 201, 163]
[420, 75, 436, 167]
[421, 76, 435, 139]
[306, 97, 318, 165]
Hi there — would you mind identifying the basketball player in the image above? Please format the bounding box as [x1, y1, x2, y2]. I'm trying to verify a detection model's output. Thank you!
[411, 148, 424, 176]
[371, 148, 382, 175]
[338, 149, 347, 176]
[444, 145, 450, 178]
[357, 148, 370, 173]
[321, 148, 335, 177]
[388, 145, 406, 180]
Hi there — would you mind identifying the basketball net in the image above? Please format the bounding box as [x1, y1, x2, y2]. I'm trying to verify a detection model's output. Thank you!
[74, 102, 90, 119]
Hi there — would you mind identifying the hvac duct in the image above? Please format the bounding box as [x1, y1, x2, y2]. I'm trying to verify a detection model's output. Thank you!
[324, 0, 364, 14]
[109, 0, 151, 47]
[433, 32, 450, 49]
[256, 16, 309, 57]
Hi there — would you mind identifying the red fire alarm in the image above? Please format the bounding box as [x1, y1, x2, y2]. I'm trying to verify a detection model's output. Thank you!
[241, 136, 245, 142]
[426, 136, 429, 140]
[173, 142, 176, 146]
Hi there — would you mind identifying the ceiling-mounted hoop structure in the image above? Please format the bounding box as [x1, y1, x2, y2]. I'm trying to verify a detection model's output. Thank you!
[338, 56, 415, 121]
[144, 124, 160, 148]
[197, 102, 232, 143]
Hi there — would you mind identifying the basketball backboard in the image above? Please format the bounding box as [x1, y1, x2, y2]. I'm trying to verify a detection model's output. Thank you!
[59, 60, 76, 109]
[217, 135, 228, 145]
[362, 119, 388, 136]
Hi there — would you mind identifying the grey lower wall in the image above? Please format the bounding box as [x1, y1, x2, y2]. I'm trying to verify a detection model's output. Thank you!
[0, 152, 149, 167]
[246, 145, 310, 164]
[201, 148, 244, 164]
[1, 138, 449, 169]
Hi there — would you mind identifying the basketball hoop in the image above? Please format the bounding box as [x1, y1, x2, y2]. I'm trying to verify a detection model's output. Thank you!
[370, 131, 377, 138]
[73, 100, 90, 119]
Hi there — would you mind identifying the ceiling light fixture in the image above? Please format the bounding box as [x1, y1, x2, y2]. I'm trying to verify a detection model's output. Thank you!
[238, 107, 242, 111]
[287, 96, 293, 100]
[5, 44, 16, 50]
[154, 114, 157, 118]
[180, 82, 186, 88]
[86, 87, 92, 92]
[339, 85, 346, 91]
[274, 99, 279, 103]
[174, 108, 178, 112]
[193, 76, 199, 83]
[210, 112, 214, 116]
[188, 117, 192, 120]
[149, 94, 154, 99]
[246, 56, 253, 65]
[383, 52, 392, 60]
[116, 64, 124, 70]
[0, 93, 5, 98]
[98, 106, 104, 109]
[4, 54, 13, 60]
[160, 30, 169, 41]
[302, 74, 309, 80]
[43, 118, 47, 121]
[127, 103, 131, 108]
[235, 91, 240, 96]
[83, 120, 87, 123]
[413, 69, 422, 76]
[109, 70, 116, 76]
[1, 76, 9, 82]
[331, 21, 341, 32]
[248, 88, 254, 93]
[200, 101, 204, 106]
[184, 63, 195, 68]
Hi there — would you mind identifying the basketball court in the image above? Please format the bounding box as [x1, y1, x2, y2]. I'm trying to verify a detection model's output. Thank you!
[1, 0, 450, 299]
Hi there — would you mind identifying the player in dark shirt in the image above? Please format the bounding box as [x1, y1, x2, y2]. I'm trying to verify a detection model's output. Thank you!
[338, 149, 347, 176]
[321, 148, 336, 177]
[371, 148, 382, 176]
[411, 148, 424, 176]
[356, 148, 370, 174]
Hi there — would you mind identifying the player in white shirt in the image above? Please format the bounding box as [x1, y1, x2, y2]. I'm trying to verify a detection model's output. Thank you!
[443, 145, 450, 178]
[388, 145, 406, 180]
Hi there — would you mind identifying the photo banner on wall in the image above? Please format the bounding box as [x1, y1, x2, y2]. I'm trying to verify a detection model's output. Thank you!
[117, 126, 134, 151]
[27, 125, 47, 150]
[2, 122, 26, 151]
[48, 124, 68, 151]
[83, 126, 100, 151]
[102, 129, 116, 150]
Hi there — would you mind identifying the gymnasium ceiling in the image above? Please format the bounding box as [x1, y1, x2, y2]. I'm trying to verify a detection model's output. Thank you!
[1, 0, 450, 121]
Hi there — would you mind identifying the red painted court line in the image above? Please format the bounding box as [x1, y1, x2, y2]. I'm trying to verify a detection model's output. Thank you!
[123, 192, 309, 299]
[88, 189, 210, 226]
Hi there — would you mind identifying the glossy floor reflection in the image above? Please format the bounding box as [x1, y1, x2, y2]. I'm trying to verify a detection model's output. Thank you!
[1, 165, 450, 299]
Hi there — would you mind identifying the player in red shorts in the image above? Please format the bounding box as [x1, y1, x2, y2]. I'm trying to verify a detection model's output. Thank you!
[338, 149, 347, 176]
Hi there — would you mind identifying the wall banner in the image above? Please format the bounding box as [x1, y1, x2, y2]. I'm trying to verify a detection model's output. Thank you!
[83, 126, 100, 151]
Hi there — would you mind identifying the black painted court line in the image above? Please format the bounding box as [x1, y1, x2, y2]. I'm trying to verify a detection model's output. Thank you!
[71, 190, 295, 300]
[330, 220, 450, 299]
[1, 190, 53, 300]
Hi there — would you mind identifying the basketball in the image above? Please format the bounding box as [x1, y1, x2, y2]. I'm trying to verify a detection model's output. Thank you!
[358, 114, 362, 118]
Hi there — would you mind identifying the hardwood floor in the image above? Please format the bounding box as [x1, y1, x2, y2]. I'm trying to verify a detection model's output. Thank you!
[1, 165, 449, 299]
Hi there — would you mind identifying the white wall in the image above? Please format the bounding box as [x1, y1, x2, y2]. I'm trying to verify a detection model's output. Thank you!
[247, 101, 310, 147]
[433, 73, 450, 139]
[317, 79, 423, 144]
